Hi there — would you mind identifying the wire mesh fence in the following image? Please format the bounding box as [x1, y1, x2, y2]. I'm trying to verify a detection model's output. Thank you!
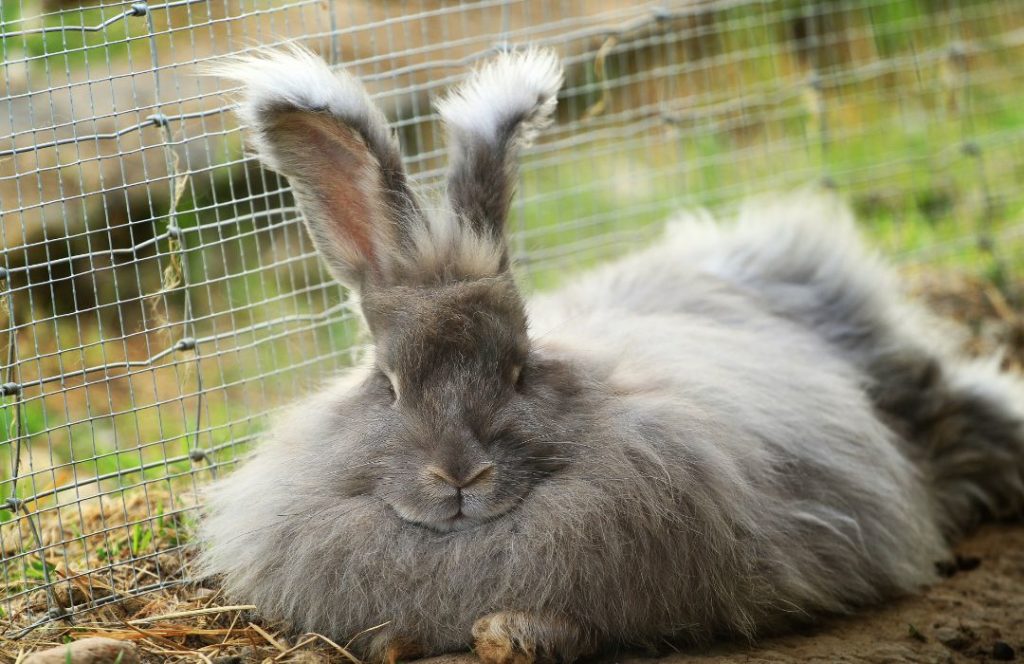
[2, 0, 1022, 635]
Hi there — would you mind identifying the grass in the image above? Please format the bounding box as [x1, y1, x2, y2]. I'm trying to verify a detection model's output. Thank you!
[517, 10, 1024, 288]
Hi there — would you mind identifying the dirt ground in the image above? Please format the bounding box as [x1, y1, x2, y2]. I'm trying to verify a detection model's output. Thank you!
[644, 525, 1024, 663]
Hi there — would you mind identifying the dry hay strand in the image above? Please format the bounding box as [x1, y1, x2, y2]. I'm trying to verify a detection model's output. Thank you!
[906, 268, 1024, 372]
[0, 489, 343, 663]
[3, 488, 197, 632]
[1, 581, 347, 664]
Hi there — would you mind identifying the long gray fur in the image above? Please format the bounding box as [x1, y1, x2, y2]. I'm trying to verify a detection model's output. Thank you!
[200, 47, 1024, 663]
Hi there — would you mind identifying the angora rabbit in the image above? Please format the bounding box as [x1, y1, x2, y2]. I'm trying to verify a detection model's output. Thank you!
[200, 46, 1024, 663]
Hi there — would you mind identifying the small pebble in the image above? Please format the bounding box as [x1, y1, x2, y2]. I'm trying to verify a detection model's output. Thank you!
[993, 641, 1016, 661]
[934, 626, 970, 650]
[23, 638, 139, 664]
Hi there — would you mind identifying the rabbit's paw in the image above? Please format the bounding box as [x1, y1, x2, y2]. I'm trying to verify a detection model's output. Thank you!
[363, 631, 422, 664]
[383, 639, 423, 664]
[472, 611, 589, 664]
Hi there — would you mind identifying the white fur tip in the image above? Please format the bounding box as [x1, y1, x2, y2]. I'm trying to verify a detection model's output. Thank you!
[436, 47, 564, 145]
[207, 44, 381, 133]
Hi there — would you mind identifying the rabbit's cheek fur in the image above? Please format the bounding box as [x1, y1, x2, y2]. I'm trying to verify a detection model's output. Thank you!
[368, 381, 583, 532]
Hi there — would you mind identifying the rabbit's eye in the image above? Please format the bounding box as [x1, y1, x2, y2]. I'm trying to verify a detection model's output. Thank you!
[379, 370, 399, 403]
[510, 364, 524, 390]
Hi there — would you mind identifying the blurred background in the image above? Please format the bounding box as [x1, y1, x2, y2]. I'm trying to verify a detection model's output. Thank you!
[2, 0, 1023, 632]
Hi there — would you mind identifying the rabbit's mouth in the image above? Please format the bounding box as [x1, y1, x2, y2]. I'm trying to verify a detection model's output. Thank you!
[389, 494, 522, 534]
[435, 511, 475, 532]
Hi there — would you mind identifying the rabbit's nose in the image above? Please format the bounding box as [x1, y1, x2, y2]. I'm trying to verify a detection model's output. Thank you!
[426, 462, 495, 489]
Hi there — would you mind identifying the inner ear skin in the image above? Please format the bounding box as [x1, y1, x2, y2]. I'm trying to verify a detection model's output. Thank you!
[270, 103, 421, 226]
[267, 111, 382, 255]
[263, 107, 426, 289]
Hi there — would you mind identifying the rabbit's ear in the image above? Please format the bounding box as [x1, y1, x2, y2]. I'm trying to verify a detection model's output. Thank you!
[213, 46, 422, 291]
[436, 49, 563, 264]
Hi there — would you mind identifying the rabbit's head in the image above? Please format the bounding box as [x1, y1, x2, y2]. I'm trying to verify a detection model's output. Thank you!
[216, 46, 570, 532]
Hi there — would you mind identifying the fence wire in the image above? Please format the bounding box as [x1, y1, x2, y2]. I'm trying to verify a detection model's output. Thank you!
[2, 0, 1023, 634]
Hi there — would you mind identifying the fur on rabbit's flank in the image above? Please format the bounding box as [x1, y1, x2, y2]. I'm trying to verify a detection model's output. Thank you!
[200, 46, 1024, 664]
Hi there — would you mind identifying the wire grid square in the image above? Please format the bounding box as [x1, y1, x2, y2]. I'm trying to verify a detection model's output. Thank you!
[2, 0, 1023, 632]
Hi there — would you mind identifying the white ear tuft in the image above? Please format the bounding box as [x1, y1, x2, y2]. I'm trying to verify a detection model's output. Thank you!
[208, 44, 396, 174]
[435, 48, 563, 250]
[435, 47, 564, 148]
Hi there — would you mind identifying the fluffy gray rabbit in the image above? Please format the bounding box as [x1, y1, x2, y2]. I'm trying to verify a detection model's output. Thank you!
[200, 46, 1024, 663]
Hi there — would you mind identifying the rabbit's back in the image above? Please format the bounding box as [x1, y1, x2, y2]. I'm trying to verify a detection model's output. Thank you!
[532, 191, 1024, 537]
